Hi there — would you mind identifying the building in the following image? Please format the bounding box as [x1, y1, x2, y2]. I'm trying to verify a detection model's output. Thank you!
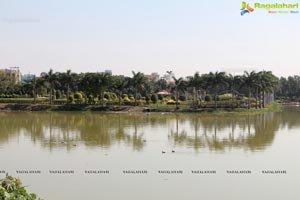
[162, 71, 175, 84]
[150, 72, 160, 82]
[21, 73, 36, 84]
[104, 70, 112, 75]
[0, 67, 21, 84]
[145, 72, 160, 82]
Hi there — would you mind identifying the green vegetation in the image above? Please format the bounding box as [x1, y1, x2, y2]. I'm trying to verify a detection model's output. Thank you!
[0, 69, 283, 112]
[0, 175, 41, 200]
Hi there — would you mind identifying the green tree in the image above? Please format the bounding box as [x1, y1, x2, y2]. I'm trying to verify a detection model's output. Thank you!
[0, 71, 12, 94]
[78, 73, 96, 103]
[259, 71, 278, 108]
[241, 71, 258, 109]
[188, 72, 203, 109]
[23, 77, 38, 103]
[61, 69, 75, 104]
[172, 76, 186, 109]
[207, 71, 227, 109]
[151, 94, 158, 104]
[97, 73, 111, 106]
[226, 74, 241, 109]
[131, 71, 145, 106]
[112, 76, 128, 106]
[41, 69, 60, 104]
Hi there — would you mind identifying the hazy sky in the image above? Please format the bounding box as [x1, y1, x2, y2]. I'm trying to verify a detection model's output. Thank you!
[0, 0, 299, 77]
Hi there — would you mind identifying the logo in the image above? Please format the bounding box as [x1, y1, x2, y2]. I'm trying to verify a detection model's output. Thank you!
[240, 2, 299, 15]
[241, 2, 254, 16]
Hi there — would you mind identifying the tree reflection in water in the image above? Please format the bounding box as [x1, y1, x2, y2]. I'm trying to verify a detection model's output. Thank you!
[0, 107, 299, 152]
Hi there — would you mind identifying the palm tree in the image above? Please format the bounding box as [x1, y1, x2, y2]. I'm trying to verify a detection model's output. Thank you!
[78, 73, 95, 104]
[241, 71, 258, 109]
[131, 71, 145, 106]
[172, 76, 186, 109]
[226, 74, 241, 109]
[112, 76, 128, 106]
[63, 70, 74, 105]
[23, 77, 38, 104]
[97, 73, 111, 106]
[41, 69, 59, 104]
[259, 71, 278, 108]
[207, 72, 227, 109]
[188, 72, 202, 109]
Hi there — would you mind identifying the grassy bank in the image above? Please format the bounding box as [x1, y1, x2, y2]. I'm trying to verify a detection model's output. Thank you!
[0, 102, 282, 113]
[149, 102, 282, 113]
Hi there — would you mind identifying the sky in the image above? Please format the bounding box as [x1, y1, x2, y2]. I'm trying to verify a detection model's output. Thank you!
[0, 0, 300, 77]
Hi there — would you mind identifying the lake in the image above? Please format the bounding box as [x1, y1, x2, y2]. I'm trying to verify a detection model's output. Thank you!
[0, 107, 300, 200]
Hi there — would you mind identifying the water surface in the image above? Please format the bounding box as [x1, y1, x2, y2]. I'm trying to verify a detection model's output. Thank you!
[0, 107, 299, 200]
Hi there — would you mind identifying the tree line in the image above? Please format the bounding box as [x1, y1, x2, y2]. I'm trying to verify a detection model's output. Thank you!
[0, 69, 286, 109]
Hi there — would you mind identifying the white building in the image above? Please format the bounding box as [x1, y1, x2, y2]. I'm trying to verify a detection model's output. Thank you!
[0, 67, 21, 84]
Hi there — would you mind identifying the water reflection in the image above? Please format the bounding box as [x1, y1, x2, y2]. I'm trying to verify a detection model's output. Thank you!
[0, 107, 298, 152]
[170, 113, 279, 151]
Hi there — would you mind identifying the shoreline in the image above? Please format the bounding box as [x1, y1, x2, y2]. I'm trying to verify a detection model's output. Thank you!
[0, 103, 282, 114]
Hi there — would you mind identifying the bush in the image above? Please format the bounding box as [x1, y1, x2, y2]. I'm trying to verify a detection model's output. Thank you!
[74, 92, 83, 104]
[55, 90, 62, 99]
[167, 99, 179, 105]
[179, 95, 186, 101]
[158, 94, 163, 101]
[88, 95, 94, 104]
[69, 94, 74, 104]
[137, 94, 142, 100]
[11, 94, 20, 98]
[151, 94, 158, 104]
[0, 175, 40, 200]
[171, 95, 176, 101]
[104, 92, 110, 100]
[204, 95, 212, 102]
[110, 93, 117, 100]
[123, 97, 131, 102]
[74, 92, 83, 100]
[145, 95, 151, 104]
[218, 93, 232, 101]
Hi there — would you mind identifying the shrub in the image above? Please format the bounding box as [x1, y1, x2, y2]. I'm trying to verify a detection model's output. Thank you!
[69, 94, 74, 103]
[0, 175, 40, 200]
[137, 94, 142, 100]
[167, 99, 178, 105]
[88, 95, 94, 104]
[171, 95, 176, 101]
[218, 93, 232, 101]
[55, 90, 62, 99]
[204, 95, 212, 102]
[110, 93, 117, 100]
[74, 92, 82, 100]
[151, 94, 158, 104]
[158, 94, 163, 101]
[104, 92, 110, 100]
[123, 97, 130, 102]
[74, 92, 83, 103]
[179, 95, 186, 101]
[145, 95, 151, 104]
[11, 94, 19, 98]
